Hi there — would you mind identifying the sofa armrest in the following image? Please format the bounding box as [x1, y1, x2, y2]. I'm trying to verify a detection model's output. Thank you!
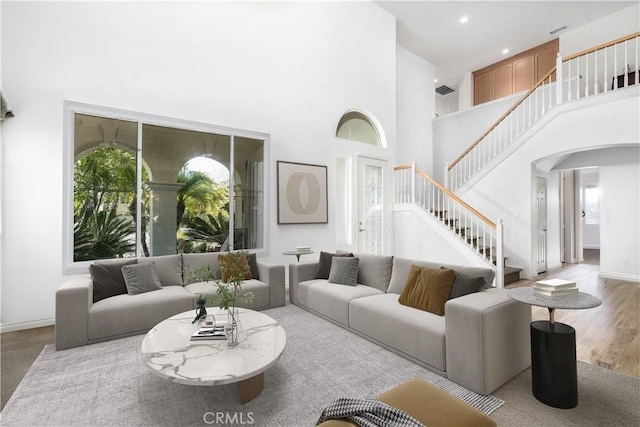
[288, 262, 318, 305]
[257, 261, 285, 308]
[55, 274, 92, 350]
[445, 288, 531, 395]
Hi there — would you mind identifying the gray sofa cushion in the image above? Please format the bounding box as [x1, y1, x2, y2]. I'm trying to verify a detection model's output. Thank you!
[315, 251, 352, 279]
[388, 257, 495, 295]
[88, 286, 194, 340]
[121, 262, 162, 295]
[182, 253, 221, 285]
[299, 280, 383, 326]
[328, 257, 360, 286]
[138, 254, 183, 286]
[388, 258, 441, 295]
[448, 270, 487, 299]
[185, 279, 270, 310]
[442, 264, 495, 291]
[246, 253, 260, 280]
[349, 293, 447, 372]
[89, 259, 136, 303]
[357, 254, 394, 292]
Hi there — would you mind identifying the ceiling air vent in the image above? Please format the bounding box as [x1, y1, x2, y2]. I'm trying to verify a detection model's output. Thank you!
[436, 85, 455, 95]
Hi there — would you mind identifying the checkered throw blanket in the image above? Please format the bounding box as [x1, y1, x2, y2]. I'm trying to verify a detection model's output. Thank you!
[316, 397, 425, 427]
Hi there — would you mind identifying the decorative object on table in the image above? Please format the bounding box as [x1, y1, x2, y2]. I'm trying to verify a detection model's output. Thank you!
[186, 254, 254, 345]
[277, 161, 328, 224]
[533, 278, 578, 297]
[192, 294, 208, 324]
[217, 252, 255, 346]
[296, 246, 312, 253]
[190, 315, 227, 341]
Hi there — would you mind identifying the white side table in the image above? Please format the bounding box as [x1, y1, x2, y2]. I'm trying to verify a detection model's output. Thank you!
[282, 250, 314, 262]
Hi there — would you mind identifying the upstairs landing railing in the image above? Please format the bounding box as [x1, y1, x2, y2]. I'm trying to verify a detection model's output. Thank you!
[446, 32, 640, 192]
[395, 162, 504, 288]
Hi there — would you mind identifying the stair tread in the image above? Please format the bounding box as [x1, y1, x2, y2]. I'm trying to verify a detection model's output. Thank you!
[503, 266, 521, 274]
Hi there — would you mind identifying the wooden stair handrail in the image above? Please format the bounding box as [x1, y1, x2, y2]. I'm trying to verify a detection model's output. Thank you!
[448, 65, 556, 170]
[394, 163, 496, 229]
[563, 31, 640, 62]
[447, 32, 640, 172]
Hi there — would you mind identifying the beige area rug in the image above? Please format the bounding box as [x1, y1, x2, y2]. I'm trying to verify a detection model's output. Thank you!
[492, 361, 640, 426]
[0, 304, 502, 426]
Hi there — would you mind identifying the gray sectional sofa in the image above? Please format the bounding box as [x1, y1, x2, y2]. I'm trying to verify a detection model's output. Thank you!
[56, 252, 285, 350]
[289, 253, 531, 395]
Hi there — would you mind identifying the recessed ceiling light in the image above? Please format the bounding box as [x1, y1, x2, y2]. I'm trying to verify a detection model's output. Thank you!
[434, 78, 438, 83]
[460, 16, 469, 24]
[502, 48, 510, 55]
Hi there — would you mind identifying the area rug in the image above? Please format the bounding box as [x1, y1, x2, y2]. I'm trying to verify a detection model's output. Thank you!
[0, 304, 502, 426]
[491, 360, 640, 426]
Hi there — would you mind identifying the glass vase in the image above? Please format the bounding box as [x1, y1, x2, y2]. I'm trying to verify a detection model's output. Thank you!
[225, 307, 242, 347]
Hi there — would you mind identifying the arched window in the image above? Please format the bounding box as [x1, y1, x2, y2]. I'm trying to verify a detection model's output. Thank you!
[336, 111, 382, 146]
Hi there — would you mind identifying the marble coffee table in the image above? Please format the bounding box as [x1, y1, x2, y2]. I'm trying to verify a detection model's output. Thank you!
[141, 307, 286, 403]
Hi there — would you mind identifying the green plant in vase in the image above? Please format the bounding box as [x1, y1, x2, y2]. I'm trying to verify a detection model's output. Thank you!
[216, 252, 254, 346]
[187, 252, 254, 345]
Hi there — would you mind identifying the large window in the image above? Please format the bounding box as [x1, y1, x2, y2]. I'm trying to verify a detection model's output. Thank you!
[64, 102, 268, 272]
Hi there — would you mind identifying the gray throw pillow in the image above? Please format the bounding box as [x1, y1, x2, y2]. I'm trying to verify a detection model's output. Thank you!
[245, 252, 260, 280]
[328, 257, 360, 286]
[447, 270, 486, 300]
[315, 251, 353, 279]
[89, 259, 137, 303]
[121, 262, 163, 295]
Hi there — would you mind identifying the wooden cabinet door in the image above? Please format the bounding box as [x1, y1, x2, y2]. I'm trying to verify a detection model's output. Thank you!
[474, 71, 493, 105]
[514, 56, 534, 93]
[493, 63, 513, 99]
[536, 47, 557, 82]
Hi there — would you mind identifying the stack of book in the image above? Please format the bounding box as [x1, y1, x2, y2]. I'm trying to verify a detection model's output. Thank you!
[534, 279, 578, 297]
[190, 319, 228, 341]
[296, 246, 312, 253]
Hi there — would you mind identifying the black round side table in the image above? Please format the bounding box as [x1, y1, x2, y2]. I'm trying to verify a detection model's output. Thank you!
[508, 286, 601, 409]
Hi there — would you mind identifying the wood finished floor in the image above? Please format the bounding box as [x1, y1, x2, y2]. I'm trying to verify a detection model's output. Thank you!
[508, 250, 639, 378]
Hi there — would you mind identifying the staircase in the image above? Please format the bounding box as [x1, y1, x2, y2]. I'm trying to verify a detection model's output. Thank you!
[394, 33, 638, 284]
[394, 163, 509, 287]
[431, 209, 522, 286]
[446, 32, 639, 193]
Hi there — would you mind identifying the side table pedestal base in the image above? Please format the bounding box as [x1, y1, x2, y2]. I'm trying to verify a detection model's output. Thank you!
[531, 320, 578, 409]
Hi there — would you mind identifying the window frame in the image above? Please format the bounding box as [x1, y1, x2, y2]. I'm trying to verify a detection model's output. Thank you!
[63, 101, 270, 274]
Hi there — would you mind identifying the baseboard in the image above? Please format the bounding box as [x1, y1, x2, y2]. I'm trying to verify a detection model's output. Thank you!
[598, 271, 640, 283]
[0, 318, 55, 333]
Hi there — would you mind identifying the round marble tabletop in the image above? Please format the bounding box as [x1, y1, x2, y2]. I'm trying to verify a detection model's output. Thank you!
[282, 250, 314, 261]
[508, 286, 602, 310]
[141, 308, 286, 387]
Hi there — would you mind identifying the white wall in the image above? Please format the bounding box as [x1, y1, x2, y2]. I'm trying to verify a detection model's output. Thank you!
[396, 47, 434, 174]
[461, 91, 639, 279]
[432, 92, 522, 183]
[600, 162, 640, 281]
[560, 3, 640, 56]
[393, 206, 488, 268]
[0, 1, 399, 328]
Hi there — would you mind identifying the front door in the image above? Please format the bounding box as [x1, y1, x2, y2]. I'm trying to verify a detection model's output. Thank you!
[536, 177, 547, 273]
[357, 157, 388, 255]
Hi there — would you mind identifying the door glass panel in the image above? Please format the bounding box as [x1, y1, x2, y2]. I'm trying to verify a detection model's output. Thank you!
[359, 159, 385, 255]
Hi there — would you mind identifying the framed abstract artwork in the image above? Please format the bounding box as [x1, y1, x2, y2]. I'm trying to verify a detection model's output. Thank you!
[277, 161, 328, 224]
